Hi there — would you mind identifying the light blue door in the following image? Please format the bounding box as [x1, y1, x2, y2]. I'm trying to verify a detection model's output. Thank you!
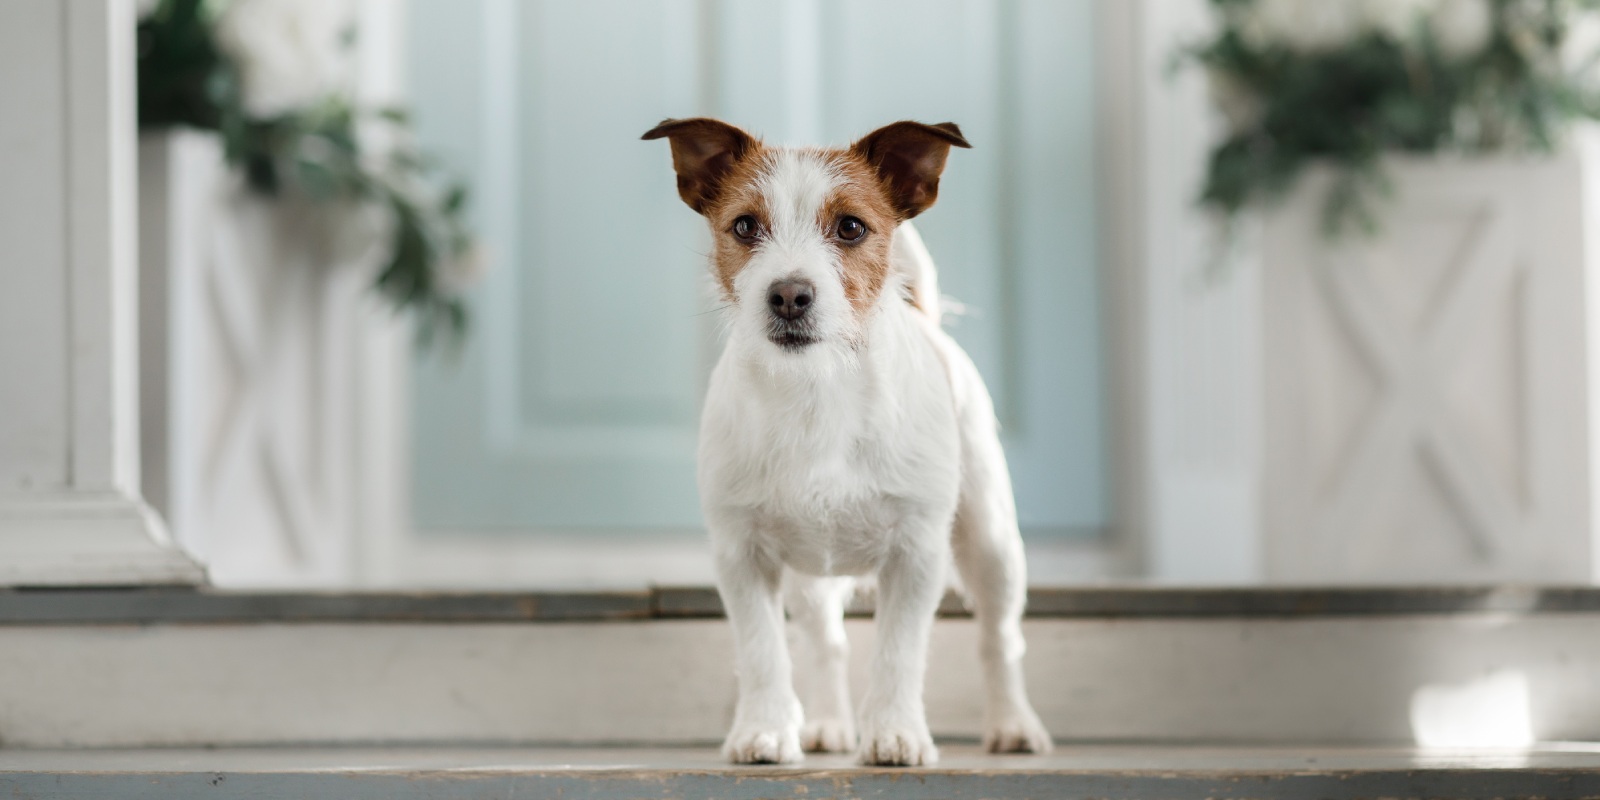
[407, 0, 1105, 541]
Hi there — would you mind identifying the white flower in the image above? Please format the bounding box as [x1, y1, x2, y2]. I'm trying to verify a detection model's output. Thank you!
[1361, 0, 1441, 42]
[1564, 9, 1600, 73]
[320, 197, 394, 270]
[436, 243, 489, 295]
[214, 0, 356, 118]
[1244, 0, 1363, 53]
[1429, 0, 1495, 59]
[1206, 67, 1264, 134]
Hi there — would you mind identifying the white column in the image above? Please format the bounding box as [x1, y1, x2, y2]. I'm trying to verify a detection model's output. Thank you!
[0, 0, 202, 585]
[1099, 0, 1262, 584]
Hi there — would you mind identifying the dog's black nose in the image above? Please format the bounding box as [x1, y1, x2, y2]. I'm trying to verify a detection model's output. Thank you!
[767, 279, 815, 321]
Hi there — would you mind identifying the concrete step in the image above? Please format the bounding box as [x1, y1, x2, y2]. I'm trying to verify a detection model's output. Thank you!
[4, 587, 1600, 749]
[5, 744, 1600, 799]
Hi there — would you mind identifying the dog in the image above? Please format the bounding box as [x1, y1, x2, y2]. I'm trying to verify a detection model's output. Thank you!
[643, 118, 1051, 766]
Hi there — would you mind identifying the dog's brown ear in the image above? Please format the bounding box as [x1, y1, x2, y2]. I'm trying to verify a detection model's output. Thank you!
[642, 118, 760, 215]
[849, 121, 970, 220]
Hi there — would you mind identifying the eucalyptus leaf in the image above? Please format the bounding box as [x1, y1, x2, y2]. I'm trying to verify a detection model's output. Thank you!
[1184, 0, 1600, 239]
[136, 0, 476, 349]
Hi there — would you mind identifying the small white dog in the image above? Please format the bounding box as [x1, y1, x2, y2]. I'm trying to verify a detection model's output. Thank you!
[644, 118, 1051, 766]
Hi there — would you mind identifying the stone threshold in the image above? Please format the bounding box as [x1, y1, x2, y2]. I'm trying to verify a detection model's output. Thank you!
[4, 744, 1600, 800]
[2, 584, 1599, 624]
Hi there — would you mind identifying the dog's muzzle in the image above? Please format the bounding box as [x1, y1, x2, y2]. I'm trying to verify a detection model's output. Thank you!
[767, 279, 814, 321]
[766, 278, 819, 350]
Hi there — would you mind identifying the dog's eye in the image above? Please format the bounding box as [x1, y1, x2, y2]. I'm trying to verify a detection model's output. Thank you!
[732, 215, 759, 243]
[836, 216, 867, 242]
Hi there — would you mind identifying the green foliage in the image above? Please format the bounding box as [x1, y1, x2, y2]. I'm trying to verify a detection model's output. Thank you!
[1184, 0, 1600, 238]
[137, 0, 473, 346]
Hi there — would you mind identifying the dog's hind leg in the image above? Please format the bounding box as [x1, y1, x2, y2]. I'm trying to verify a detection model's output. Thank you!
[784, 573, 857, 753]
[946, 352, 1054, 754]
[951, 499, 1052, 752]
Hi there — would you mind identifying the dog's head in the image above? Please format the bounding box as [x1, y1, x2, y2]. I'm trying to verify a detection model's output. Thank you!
[643, 118, 969, 363]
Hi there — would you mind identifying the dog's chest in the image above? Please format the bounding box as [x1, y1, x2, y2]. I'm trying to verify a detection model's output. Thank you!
[712, 388, 955, 575]
[744, 428, 908, 575]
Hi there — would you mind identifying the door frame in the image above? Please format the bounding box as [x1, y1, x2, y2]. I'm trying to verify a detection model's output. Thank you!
[352, 0, 1259, 589]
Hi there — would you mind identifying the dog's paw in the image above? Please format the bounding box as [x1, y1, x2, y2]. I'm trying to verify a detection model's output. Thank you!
[983, 708, 1054, 754]
[858, 725, 938, 766]
[801, 718, 856, 753]
[722, 726, 804, 765]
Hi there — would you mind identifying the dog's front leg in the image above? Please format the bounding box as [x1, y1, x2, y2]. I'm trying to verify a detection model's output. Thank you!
[858, 528, 948, 766]
[714, 534, 804, 764]
[785, 574, 856, 752]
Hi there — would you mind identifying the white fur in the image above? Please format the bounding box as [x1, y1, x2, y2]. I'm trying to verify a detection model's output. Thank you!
[699, 150, 1051, 766]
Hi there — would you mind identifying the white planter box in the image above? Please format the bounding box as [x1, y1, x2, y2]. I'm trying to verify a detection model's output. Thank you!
[138, 131, 401, 587]
[1260, 150, 1599, 583]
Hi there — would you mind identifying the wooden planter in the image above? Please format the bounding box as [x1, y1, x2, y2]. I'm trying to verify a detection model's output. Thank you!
[1260, 150, 1597, 583]
[137, 130, 393, 586]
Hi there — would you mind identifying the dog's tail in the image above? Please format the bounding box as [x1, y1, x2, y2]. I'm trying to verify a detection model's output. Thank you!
[893, 221, 946, 327]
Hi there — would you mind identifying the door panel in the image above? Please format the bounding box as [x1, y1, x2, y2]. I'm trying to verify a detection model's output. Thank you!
[409, 0, 708, 530]
[407, 0, 1104, 539]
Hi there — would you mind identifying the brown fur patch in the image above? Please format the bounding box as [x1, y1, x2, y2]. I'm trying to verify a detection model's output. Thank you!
[816, 150, 901, 317]
[702, 148, 774, 301]
[849, 121, 970, 219]
[696, 145, 921, 319]
[641, 118, 761, 215]
[649, 118, 965, 317]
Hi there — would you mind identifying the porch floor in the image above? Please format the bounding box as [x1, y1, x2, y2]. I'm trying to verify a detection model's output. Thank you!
[6, 743, 1600, 799]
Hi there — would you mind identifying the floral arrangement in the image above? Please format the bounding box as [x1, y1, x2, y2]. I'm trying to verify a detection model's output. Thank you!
[137, 0, 478, 344]
[1187, 0, 1600, 236]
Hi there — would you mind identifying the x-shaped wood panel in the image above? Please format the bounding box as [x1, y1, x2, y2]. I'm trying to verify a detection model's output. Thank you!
[1307, 203, 1524, 567]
